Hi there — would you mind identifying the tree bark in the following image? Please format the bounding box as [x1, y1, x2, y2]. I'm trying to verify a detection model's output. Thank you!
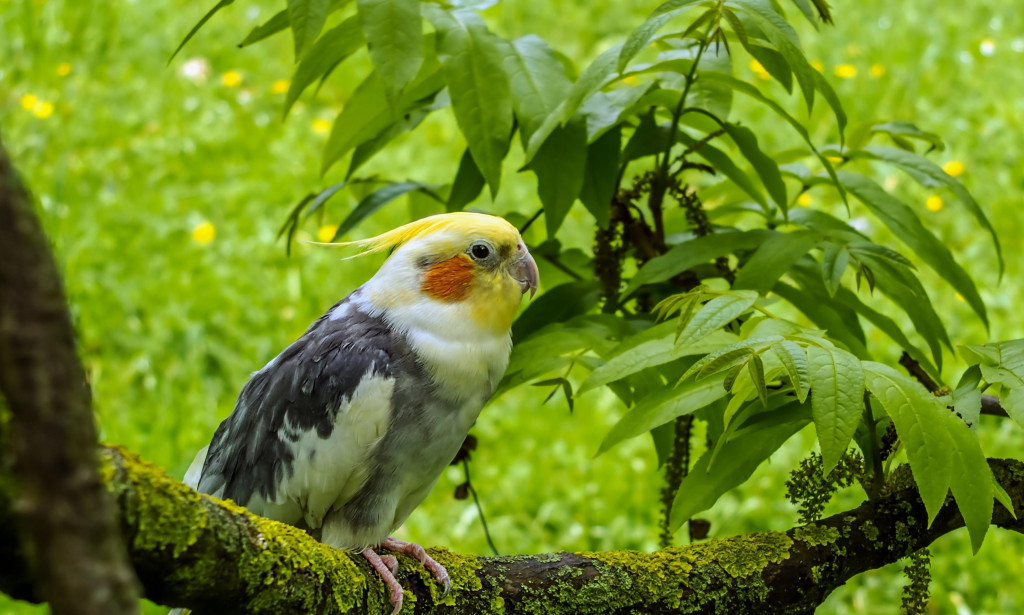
[1, 445, 1020, 615]
[0, 139, 139, 614]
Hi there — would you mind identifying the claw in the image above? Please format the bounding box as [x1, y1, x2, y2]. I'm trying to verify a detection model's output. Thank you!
[381, 536, 451, 598]
[362, 547, 405, 615]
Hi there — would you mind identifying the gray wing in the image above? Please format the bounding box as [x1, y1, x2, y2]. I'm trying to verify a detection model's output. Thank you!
[196, 296, 395, 513]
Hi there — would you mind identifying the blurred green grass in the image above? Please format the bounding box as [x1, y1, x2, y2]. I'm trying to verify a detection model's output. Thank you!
[2, 1, 1023, 613]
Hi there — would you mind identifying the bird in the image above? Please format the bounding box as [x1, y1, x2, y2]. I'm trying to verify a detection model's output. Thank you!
[180, 212, 538, 615]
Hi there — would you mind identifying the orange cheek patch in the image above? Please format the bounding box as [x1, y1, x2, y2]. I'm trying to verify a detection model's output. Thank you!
[421, 255, 475, 302]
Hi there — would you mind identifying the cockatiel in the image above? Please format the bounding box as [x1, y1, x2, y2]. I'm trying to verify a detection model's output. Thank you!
[182, 212, 538, 614]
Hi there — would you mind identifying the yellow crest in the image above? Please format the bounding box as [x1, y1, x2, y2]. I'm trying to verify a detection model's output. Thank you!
[327, 212, 521, 257]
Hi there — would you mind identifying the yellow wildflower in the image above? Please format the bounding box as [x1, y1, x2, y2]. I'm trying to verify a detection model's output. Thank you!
[942, 161, 964, 177]
[797, 194, 813, 207]
[20, 94, 38, 110]
[811, 60, 825, 72]
[192, 221, 216, 243]
[317, 225, 338, 243]
[955, 293, 965, 302]
[312, 118, 332, 134]
[57, 62, 72, 76]
[32, 101, 54, 119]
[834, 64, 857, 79]
[826, 155, 843, 163]
[925, 195, 943, 212]
[869, 64, 886, 78]
[271, 79, 290, 94]
[221, 70, 242, 87]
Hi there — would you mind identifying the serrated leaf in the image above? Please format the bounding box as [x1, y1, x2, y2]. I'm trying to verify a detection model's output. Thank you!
[942, 409, 994, 552]
[839, 171, 987, 328]
[598, 374, 728, 455]
[624, 230, 775, 296]
[772, 281, 868, 359]
[676, 291, 759, 348]
[578, 125, 620, 227]
[285, 16, 365, 117]
[807, 345, 864, 473]
[428, 7, 513, 195]
[748, 353, 768, 405]
[579, 327, 737, 394]
[820, 242, 849, 297]
[811, 69, 846, 145]
[774, 340, 809, 402]
[447, 148, 486, 211]
[239, 7, 288, 47]
[331, 181, 441, 241]
[733, 230, 822, 294]
[288, 0, 331, 59]
[682, 337, 780, 381]
[530, 119, 588, 237]
[524, 44, 623, 161]
[953, 365, 983, 430]
[581, 86, 651, 142]
[618, 7, 689, 72]
[357, 0, 422, 106]
[504, 35, 572, 144]
[869, 121, 945, 152]
[863, 362, 952, 524]
[669, 411, 808, 529]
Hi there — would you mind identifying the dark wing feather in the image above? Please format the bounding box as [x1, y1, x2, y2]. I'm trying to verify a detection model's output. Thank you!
[196, 296, 394, 508]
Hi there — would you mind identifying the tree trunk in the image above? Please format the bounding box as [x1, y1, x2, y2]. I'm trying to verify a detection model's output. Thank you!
[0, 138, 139, 614]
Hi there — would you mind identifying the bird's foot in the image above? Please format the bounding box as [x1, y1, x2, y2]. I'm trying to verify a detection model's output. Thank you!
[381, 536, 452, 599]
[362, 547, 405, 615]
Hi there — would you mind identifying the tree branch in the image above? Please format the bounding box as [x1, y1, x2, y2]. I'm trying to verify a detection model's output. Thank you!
[899, 352, 1009, 418]
[0, 137, 139, 613]
[1, 446, 1021, 614]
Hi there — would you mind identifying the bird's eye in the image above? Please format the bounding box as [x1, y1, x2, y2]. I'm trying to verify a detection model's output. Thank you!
[470, 243, 491, 260]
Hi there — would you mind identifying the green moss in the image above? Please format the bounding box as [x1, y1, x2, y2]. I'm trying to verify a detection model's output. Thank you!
[862, 520, 880, 543]
[793, 524, 841, 547]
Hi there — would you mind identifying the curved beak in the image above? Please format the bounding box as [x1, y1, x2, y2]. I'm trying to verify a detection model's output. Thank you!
[510, 242, 540, 299]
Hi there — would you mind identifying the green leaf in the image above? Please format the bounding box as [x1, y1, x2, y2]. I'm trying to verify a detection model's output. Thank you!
[581, 86, 651, 142]
[171, 0, 234, 63]
[820, 242, 849, 297]
[357, 0, 422, 106]
[288, 0, 331, 59]
[774, 340, 809, 402]
[504, 35, 572, 144]
[669, 409, 808, 528]
[807, 345, 864, 473]
[811, 69, 846, 145]
[429, 7, 513, 195]
[239, 8, 289, 47]
[524, 44, 623, 161]
[447, 148, 486, 211]
[733, 230, 822, 294]
[838, 172, 987, 328]
[722, 123, 787, 212]
[580, 326, 737, 394]
[331, 181, 441, 241]
[284, 16, 365, 117]
[347, 101, 439, 178]
[530, 120, 588, 237]
[863, 362, 952, 524]
[625, 230, 775, 296]
[772, 281, 868, 359]
[953, 365, 983, 430]
[578, 125, 621, 227]
[732, 0, 815, 111]
[748, 353, 768, 405]
[598, 374, 728, 455]
[322, 73, 389, 172]
[855, 146, 1002, 275]
[676, 291, 759, 348]
[677, 132, 769, 212]
[944, 403, 994, 552]
[512, 280, 602, 340]
[699, 71, 847, 205]
[618, 7, 688, 72]
[869, 121, 945, 152]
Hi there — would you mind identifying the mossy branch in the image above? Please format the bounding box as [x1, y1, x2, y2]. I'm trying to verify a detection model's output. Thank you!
[1, 447, 1023, 614]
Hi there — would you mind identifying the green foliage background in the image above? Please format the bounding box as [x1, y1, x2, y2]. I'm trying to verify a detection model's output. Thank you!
[2, 0, 1023, 613]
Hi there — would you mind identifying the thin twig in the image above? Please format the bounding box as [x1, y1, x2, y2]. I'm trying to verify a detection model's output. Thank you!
[462, 458, 499, 556]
